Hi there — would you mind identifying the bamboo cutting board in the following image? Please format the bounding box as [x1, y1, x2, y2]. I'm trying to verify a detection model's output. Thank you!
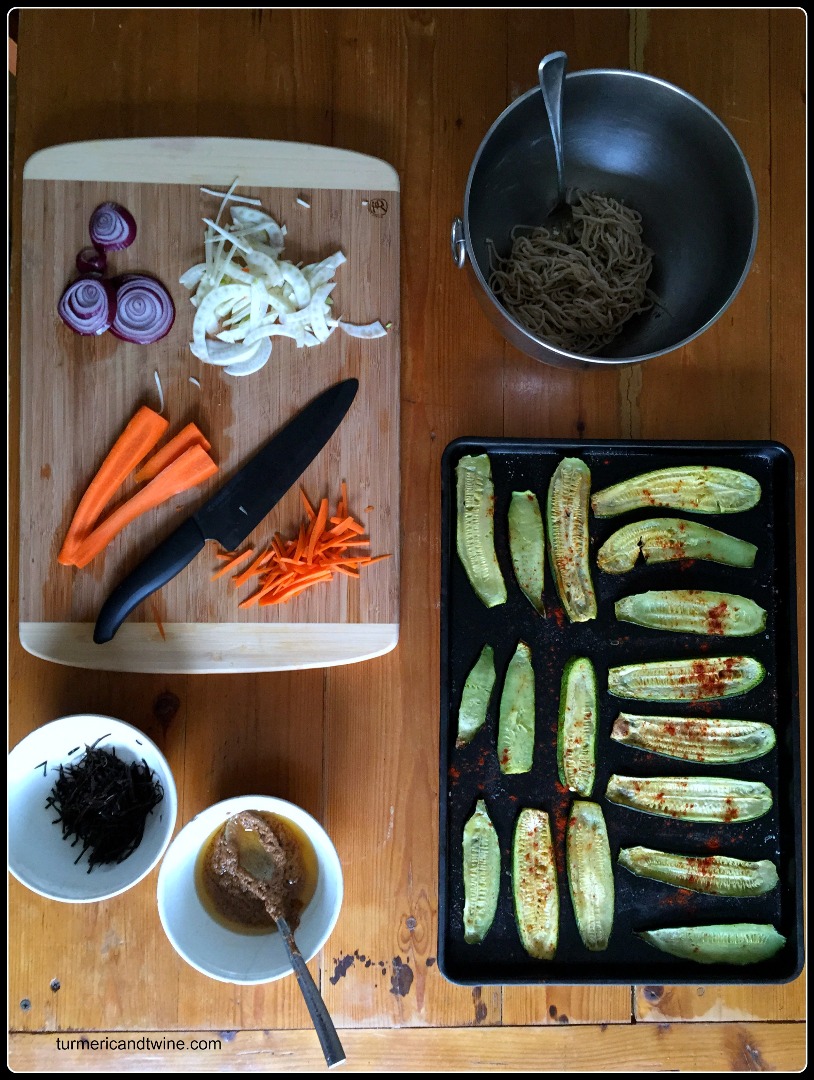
[19, 138, 400, 673]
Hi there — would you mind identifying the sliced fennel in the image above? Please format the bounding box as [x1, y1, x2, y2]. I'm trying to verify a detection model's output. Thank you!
[182, 186, 389, 375]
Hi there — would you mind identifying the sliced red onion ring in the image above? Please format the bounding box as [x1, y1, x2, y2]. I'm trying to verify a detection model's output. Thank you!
[89, 201, 137, 252]
[76, 246, 108, 274]
[58, 276, 117, 336]
[110, 274, 175, 344]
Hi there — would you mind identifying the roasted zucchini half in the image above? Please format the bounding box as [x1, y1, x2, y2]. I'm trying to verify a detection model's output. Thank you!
[557, 657, 598, 796]
[597, 517, 758, 574]
[607, 656, 766, 702]
[462, 799, 501, 944]
[566, 801, 614, 952]
[497, 641, 536, 775]
[547, 457, 597, 622]
[610, 712, 776, 764]
[606, 774, 773, 823]
[508, 490, 546, 616]
[456, 645, 497, 748]
[618, 846, 779, 896]
[456, 453, 507, 608]
[614, 590, 767, 637]
[636, 923, 786, 965]
[512, 808, 558, 960]
[591, 465, 761, 518]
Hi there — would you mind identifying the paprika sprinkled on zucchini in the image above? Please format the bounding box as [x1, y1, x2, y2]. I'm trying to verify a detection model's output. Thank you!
[566, 801, 614, 952]
[607, 656, 766, 701]
[597, 517, 758, 573]
[557, 657, 597, 796]
[614, 590, 767, 637]
[512, 808, 559, 960]
[547, 457, 596, 622]
[636, 923, 786, 965]
[610, 713, 776, 763]
[605, 774, 773, 823]
[456, 453, 507, 608]
[591, 465, 761, 518]
[462, 799, 501, 945]
[618, 846, 779, 896]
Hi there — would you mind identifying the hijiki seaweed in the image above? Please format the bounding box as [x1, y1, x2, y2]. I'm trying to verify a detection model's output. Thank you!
[45, 738, 164, 873]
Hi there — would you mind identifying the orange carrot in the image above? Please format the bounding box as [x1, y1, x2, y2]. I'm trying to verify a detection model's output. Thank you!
[135, 422, 212, 484]
[227, 482, 390, 609]
[69, 445, 219, 569]
[58, 405, 169, 565]
[210, 548, 254, 580]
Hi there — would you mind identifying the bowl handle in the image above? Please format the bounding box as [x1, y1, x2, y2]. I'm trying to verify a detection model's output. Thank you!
[450, 217, 466, 268]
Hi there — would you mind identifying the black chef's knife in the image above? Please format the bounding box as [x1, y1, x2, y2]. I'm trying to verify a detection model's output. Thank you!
[93, 378, 359, 644]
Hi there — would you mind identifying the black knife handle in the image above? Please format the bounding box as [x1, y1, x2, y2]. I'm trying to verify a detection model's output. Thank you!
[93, 518, 206, 644]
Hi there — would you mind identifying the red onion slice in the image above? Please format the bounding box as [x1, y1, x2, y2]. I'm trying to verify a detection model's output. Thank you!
[58, 276, 117, 336]
[110, 274, 175, 344]
[89, 202, 137, 252]
[76, 246, 108, 274]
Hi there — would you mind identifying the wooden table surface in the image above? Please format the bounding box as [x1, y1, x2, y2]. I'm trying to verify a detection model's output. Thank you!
[8, 8, 805, 1073]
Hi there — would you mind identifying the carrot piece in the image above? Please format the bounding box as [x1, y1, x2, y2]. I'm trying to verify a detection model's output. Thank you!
[231, 547, 272, 587]
[134, 422, 212, 484]
[69, 445, 218, 569]
[58, 405, 169, 565]
[300, 488, 316, 521]
[307, 499, 329, 562]
[210, 548, 254, 580]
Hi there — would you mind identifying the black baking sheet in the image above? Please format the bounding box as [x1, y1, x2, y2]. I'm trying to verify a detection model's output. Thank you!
[438, 438, 803, 985]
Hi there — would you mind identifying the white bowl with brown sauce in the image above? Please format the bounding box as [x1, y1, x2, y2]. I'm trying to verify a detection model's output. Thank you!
[157, 795, 343, 984]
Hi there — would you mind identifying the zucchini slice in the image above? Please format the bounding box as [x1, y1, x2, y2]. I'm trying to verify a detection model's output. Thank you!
[610, 713, 776, 763]
[456, 454, 507, 608]
[605, 774, 773, 823]
[508, 490, 546, 616]
[462, 799, 501, 944]
[637, 923, 786, 965]
[607, 656, 766, 701]
[597, 517, 758, 574]
[497, 641, 536, 775]
[547, 457, 597, 623]
[615, 590, 767, 637]
[456, 645, 497, 748]
[618, 846, 779, 896]
[557, 657, 598, 796]
[591, 465, 761, 518]
[566, 801, 614, 952]
[512, 808, 559, 959]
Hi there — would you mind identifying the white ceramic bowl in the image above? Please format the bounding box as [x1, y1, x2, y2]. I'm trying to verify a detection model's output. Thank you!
[157, 795, 343, 985]
[7, 714, 178, 903]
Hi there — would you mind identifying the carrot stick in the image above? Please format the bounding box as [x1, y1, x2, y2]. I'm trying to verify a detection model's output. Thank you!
[135, 422, 212, 484]
[69, 445, 218, 569]
[58, 406, 169, 565]
[231, 547, 272, 586]
[210, 548, 254, 580]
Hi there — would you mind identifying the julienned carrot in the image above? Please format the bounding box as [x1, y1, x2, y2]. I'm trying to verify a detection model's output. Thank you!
[69, 445, 219, 569]
[135, 422, 212, 484]
[231, 547, 273, 586]
[210, 547, 254, 580]
[232, 483, 390, 609]
[58, 405, 169, 565]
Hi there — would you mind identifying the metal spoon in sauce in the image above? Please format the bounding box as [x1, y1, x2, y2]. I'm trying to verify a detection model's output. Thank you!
[225, 816, 346, 1069]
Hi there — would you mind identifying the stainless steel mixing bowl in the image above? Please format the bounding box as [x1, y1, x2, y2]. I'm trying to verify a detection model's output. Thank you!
[452, 68, 759, 370]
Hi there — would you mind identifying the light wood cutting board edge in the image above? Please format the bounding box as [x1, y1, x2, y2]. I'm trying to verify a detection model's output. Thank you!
[19, 138, 400, 674]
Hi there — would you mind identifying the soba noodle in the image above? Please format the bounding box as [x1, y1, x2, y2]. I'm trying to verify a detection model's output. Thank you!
[487, 190, 654, 356]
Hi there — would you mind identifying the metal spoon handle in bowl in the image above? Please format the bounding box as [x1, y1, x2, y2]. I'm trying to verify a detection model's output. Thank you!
[538, 51, 568, 203]
[276, 916, 346, 1069]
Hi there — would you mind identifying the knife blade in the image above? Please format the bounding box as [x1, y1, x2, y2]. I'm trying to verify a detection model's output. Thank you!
[93, 378, 359, 644]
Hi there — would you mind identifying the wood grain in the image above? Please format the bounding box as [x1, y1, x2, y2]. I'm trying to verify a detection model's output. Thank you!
[19, 142, 400, 670]
[9, 6, 806, 1069]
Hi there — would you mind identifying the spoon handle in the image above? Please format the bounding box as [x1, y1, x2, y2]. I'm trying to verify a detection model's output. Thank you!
[277, 917, 346, 1069]
[538, 51, 568, 201]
